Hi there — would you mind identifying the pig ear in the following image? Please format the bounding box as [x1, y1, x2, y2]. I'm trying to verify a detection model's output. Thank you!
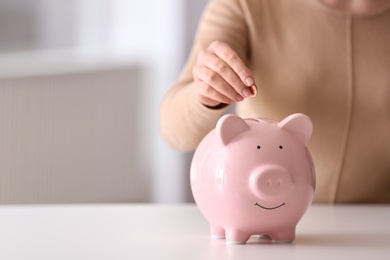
[216, 114, 250, 146]
[278, 113, 313, 145]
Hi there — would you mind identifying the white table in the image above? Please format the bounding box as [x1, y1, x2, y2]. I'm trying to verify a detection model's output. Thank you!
[0, 204, 389, 260]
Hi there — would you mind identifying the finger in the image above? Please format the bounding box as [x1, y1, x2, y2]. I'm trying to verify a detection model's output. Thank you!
[208, 41, 255, 88]
[193, 64, 243, 103]
[195, 80, 234, 106]
[198, 49, 250, 98]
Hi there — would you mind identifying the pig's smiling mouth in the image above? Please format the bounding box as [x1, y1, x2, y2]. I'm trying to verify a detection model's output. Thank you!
[255, 202, 285, 210]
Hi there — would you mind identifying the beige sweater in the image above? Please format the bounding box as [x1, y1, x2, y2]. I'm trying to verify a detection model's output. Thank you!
[160, 0, 390, 203]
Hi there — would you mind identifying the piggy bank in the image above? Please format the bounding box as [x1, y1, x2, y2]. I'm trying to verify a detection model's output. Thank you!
[190, 113, 315, 244]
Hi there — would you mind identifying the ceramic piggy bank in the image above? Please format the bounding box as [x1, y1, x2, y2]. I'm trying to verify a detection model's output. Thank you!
[190, 113, 315, 244]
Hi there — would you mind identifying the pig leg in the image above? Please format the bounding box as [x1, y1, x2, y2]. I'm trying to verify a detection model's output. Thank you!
[210, 225, 225, 239]
[225, 229, 251, 244]
[269, 228, 295, 243]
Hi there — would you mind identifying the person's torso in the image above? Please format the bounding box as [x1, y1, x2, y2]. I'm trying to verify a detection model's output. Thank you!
[236, 0, 390, 203]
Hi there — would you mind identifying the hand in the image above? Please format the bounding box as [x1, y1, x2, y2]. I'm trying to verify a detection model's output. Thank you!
[192, 41, 257, 108]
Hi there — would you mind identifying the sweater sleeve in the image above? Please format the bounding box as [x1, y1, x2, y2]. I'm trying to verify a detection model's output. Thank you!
[159, 0, 250, 151]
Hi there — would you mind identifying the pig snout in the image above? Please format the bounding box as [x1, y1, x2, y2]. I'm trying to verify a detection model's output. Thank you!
[249, 165, 294, 201]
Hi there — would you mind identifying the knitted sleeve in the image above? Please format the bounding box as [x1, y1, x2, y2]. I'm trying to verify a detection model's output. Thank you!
[159, 0, 250, 151]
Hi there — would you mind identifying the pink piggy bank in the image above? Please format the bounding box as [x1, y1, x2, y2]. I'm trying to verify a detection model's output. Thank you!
[190, 113, 315, 244]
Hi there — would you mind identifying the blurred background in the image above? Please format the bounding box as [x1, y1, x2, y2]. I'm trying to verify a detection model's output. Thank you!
[0, 0, 208, 204]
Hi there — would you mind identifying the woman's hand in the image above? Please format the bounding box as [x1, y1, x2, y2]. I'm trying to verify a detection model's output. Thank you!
[193, 41, 257, 108]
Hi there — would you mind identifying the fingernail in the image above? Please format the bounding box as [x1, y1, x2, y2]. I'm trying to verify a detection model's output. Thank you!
[242, 88, 252, 98]
[245, 77, 254, 86]
[236, 94, 244, 102]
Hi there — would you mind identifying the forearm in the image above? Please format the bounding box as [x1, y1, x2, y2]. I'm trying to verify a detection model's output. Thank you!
[159, 0, 248, 151]
[160, 81, 226, 151]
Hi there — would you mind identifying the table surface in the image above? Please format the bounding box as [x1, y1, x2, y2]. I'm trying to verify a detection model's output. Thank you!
[0, 204, 389, 260]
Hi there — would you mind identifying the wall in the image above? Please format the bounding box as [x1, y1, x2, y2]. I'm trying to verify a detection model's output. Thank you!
[0, 0, 209, 203]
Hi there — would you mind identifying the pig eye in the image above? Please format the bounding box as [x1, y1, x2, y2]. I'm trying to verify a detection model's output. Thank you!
[279, 145, 283, 149]
[257, 145, 261, 149]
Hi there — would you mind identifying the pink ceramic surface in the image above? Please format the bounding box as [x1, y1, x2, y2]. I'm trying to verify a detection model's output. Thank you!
[190, 113, 315, 244]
